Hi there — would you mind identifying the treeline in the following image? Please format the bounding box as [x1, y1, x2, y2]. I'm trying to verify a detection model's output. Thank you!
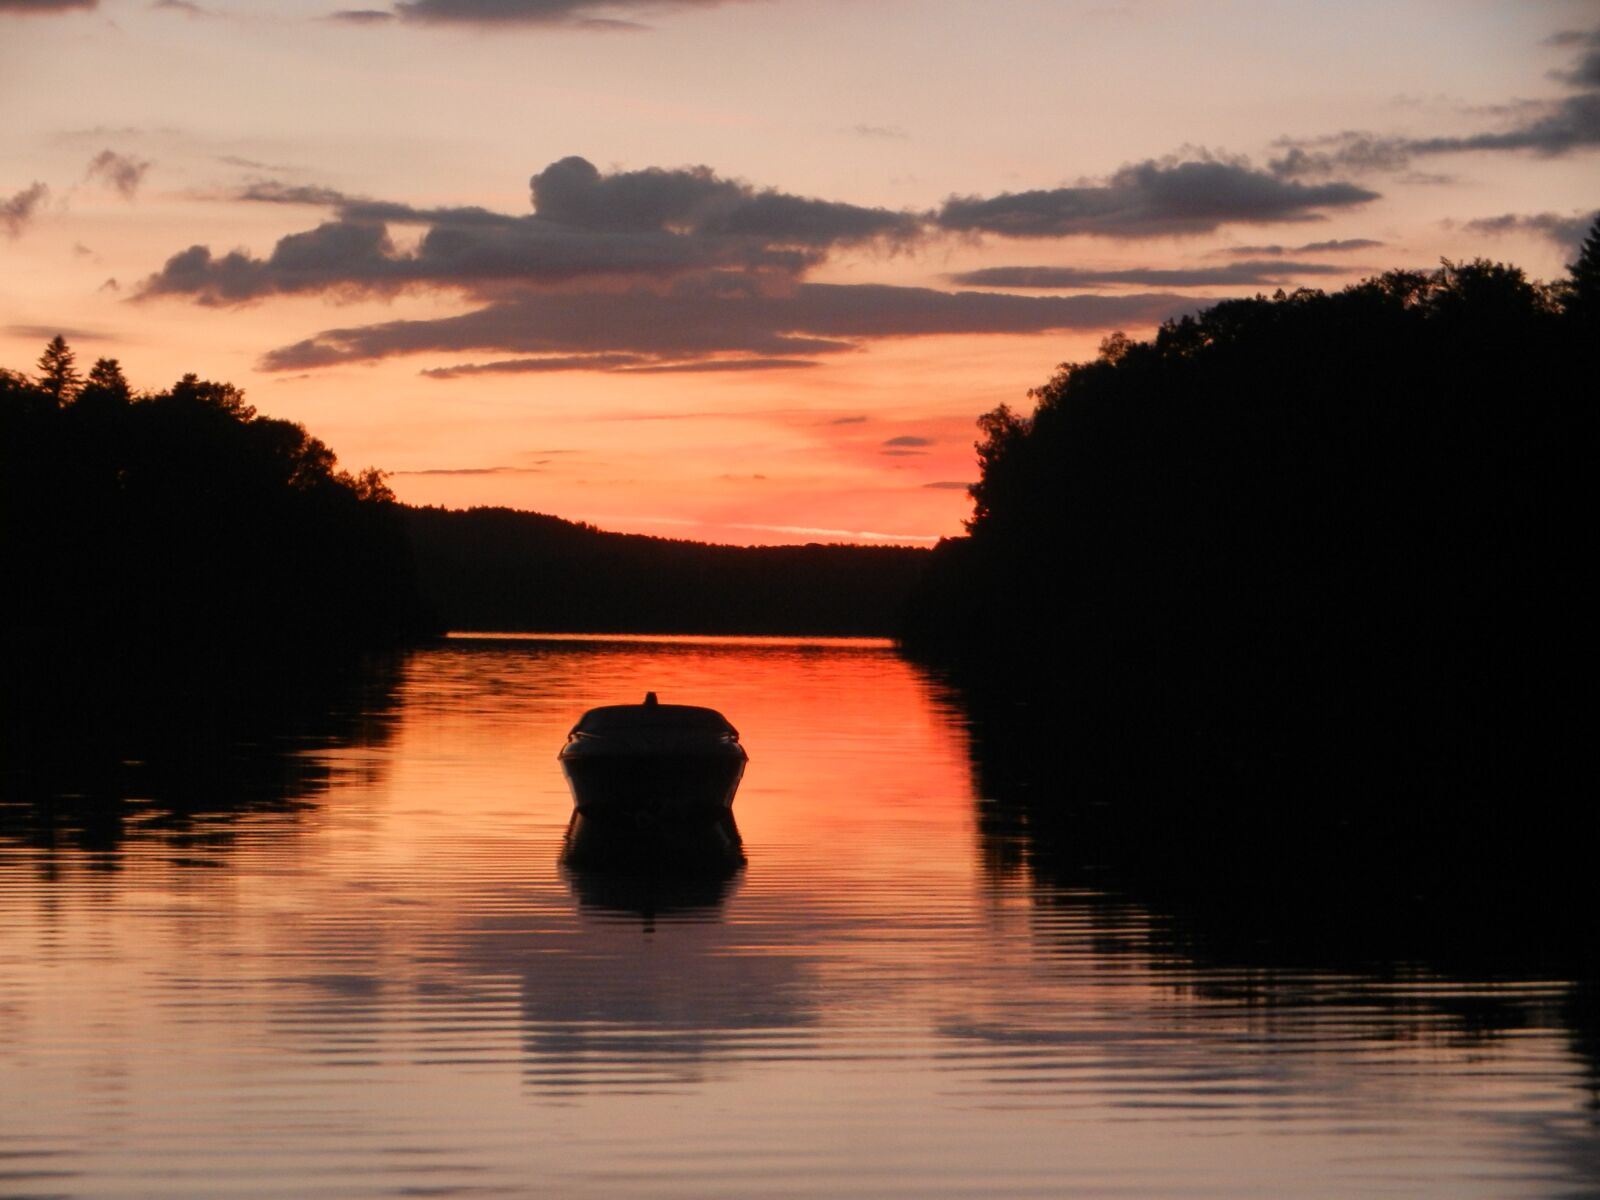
[1, 338, 430, 667]
[404, 505, 929, 635]
[906, 226, 1597, 812]
[0, 337, 929, 660]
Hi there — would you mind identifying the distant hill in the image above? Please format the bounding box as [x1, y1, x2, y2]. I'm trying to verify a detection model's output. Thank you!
[403, 506, 932, 636]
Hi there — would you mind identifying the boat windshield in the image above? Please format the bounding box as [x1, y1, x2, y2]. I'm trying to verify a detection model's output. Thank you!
[570, 704, 739, 739]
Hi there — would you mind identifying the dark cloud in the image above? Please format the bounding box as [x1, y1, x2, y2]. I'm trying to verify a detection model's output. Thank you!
[236, 181, 353, 207]
[852, 124, 909, 140]
[1222, 238, 1384, 256]
[0, 0, 95, 11]
[142, 157, 918, 303]
[950, 259, 1349, 288]
[237, 182, 513, 229]
[422, 354, 645, 377]
[141, 224, 393, 303]
[1462, 210, 1598, 256]
[923, 481, 973, 490]
[1, 182, 48, 237]
[882, 435, 933, 447]
[1297, 237, 1384, 253]
[621, 358, 819, 374]
[329, 7, 394, 20]
[386, 0, 744, 27]
[138, 220, 809, 303]
[343, 199, 513, 226]
[1421, 88, 1600, 155]
[258, 282, 1205, 371]
[1272, 29, 1600, 177]
[217, 154, 299, 172]
[937, 157, 1377, 239]
[1270, 100, 1600, 174]
[145, 157, 1221, 377]
[85, 149, 152, 199]
[775, 284, 1204, 340]
[1267, 136, 1414, 179]
[422, 354, 817, 378]
[7, 322, 112, 340]
[151, 0, 208, 14]
[1547, 28, 1600, 88]
[1398, 170, 1456, 186]
[828, 415, 868, 425]
[530, 156, 920, 247]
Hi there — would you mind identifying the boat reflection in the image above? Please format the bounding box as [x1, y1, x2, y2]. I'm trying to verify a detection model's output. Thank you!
[560, 804, 743, 864]
[560, 810, 745, 924]
[562, 853, 743, 921]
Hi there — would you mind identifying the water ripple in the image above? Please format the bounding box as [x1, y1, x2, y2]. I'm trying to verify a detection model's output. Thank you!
[0, 638, 1594, 1198]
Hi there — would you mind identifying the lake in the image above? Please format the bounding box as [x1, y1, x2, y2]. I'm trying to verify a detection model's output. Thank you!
[2, 635, 1595, 1198]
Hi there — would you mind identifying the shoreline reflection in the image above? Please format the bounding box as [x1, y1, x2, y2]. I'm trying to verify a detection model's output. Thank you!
[939, 664, 1600, 1138]
[0, 650, 404, 859]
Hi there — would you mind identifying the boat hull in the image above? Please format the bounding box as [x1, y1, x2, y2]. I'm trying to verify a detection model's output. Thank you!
[559, 750, 746, 826]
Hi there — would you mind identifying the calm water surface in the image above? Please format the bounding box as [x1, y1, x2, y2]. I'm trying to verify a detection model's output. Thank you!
[2, 636, 1595, 1198]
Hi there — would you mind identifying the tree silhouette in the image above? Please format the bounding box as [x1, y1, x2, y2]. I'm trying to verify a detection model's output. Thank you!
[2, 339, 432, 663]
[903, 253, 1589, 801]
[35, 334, 79, 404]
[167, 371, 253, 417]
[78, 357, 131, 408]
[1565, 213, 1600, 327]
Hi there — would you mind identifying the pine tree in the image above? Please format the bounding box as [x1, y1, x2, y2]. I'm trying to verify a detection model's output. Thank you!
[35, 335, 80, 405]
[78, 357, 132, 408]
[1565, 213, 1600, 326]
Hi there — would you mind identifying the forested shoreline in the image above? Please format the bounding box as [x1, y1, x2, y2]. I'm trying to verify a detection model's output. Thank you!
[2, 340, 431, 666]
[904, 223, 1598, 910]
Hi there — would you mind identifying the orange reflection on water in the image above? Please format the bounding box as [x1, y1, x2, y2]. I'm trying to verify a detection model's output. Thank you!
[381, 633, 979, 882]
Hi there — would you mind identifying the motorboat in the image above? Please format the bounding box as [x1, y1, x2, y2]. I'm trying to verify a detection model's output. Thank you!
[558, 692, 747, 828]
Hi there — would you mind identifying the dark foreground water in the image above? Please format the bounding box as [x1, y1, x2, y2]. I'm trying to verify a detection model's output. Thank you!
[2, 636, 1596, 1198]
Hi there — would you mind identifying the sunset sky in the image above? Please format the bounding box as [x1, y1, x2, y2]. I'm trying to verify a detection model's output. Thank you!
[3, 0, 1595, 544]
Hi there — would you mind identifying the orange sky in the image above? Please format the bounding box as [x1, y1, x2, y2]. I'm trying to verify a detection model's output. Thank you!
[2, 0, 1595, 543]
